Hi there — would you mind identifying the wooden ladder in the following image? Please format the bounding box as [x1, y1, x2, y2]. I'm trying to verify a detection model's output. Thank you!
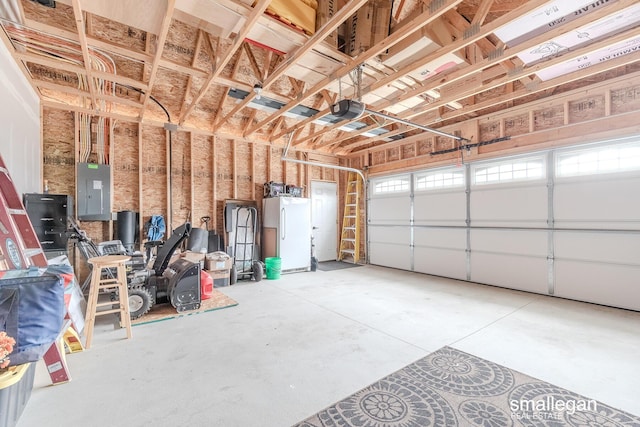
[338, 172, 361, 264]
[0, 156, 48, 269]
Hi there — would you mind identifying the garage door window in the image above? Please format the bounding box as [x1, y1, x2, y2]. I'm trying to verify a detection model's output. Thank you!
[415, 168, 464, 191]
[473, 157, 545, 185]
[372, 176, 410, 194]
[556, 141, 640, 177]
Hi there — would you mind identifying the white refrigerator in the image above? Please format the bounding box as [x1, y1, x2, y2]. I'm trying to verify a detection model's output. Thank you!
[262, 197, 311, 272]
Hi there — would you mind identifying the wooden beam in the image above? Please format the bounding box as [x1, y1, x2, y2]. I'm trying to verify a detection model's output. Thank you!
[222, 0, 369, 127]
[138, 123, 144, 247]
[212, 136, 217, 231]
[250, 142, 255, 200]
[212, 46, 245, 130]
[190, 132, 195, 220]
[393, 0, 407, 22]
[242, 42, 263, 81]
[244, 0, 465, 136]
[178, 30, 205, 122]
[243, 109, 258, 135]
[179, 0, 272, 125]
[140, 0, 177, 120]
[471, 0, 495, 26]
[71, 0, 98, 109]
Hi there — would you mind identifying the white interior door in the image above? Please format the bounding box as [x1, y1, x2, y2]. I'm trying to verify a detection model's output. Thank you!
[311, 181, 338, 262]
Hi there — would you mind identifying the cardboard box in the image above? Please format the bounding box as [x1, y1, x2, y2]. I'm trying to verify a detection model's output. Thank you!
[316, 0, 338, 48]
[346, 0, 391, 57]
[180, 251, 205, 269]
[205, 251, 233, 271]
[347, 1, 374, 56]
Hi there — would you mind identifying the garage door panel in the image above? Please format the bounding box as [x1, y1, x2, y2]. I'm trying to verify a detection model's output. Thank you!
[369, 226, 410, 245]
[370, 243, 412, 270]
[555, 261, 640, 311]
[471, 184, 547, 227]
[414, 227, 466, 250]
[414, 191, 466, 225]
[369, 196, 411, 224]
[414, 247, 466, 280]
[555, 231, 640, 265]
[555, 175, 640, 228]
[471, 229, 547, 257]
[471, 253, 548, 294]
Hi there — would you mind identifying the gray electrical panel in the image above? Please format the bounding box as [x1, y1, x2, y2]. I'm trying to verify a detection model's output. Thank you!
[77, 162, 111, 220]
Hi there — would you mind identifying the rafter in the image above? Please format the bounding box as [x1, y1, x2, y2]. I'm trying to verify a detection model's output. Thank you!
[71, 0, 98, 109]
[140, 0, 177, 120]
[177, 30, 205, 120]
[243, 42, 263, 81]
[471, 0, 496, 26]
[179, 0, 272, 125]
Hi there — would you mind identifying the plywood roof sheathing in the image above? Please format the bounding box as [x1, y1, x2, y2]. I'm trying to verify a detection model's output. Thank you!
[179, 0, 271, 125]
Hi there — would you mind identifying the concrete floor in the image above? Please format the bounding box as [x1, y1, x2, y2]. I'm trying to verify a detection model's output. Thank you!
[18, 265, 640, 426]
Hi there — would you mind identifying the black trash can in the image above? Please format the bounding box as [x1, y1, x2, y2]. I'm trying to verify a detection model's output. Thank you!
[116, 210, 137, 253]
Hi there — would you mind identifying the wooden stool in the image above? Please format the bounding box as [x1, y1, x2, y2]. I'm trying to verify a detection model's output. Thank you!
[84, 255, 132, 349]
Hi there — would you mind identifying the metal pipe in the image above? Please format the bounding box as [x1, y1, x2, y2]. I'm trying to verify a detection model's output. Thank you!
[364, 108, 469, 142]
[281, 156, 366, 183]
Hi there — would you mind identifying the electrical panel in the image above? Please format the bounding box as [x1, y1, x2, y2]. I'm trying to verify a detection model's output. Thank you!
[77, 162, 111, 220]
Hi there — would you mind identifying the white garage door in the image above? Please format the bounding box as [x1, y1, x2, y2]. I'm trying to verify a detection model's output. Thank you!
[368, 175, 411, 269]
[413, 168, 467, 280]
[367, 136, 640, 311]
[552, 142, 640, 311]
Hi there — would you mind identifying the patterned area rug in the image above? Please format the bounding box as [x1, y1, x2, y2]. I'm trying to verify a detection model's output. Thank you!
[294, 346, 640, 427]
[131, 288, 237, 326]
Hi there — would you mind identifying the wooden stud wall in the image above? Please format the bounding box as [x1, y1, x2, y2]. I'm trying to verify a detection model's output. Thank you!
[41, 107, 340, 252]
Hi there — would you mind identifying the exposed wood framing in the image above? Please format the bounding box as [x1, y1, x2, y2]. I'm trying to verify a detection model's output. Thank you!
[179, 0, 272, 125]
[246, 0, 465, 137]
[222, 0, 370, 129]
[140, 0, 176, 120]
[70, 0, 97, 108]
[334, 0, 636, 148]
[177, 30, 205, 121]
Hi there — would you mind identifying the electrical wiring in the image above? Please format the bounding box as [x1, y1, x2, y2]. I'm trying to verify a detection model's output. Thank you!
[5, 22, 120, 165]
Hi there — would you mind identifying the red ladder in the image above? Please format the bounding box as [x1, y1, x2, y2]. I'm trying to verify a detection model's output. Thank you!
[0, 155, 48, 269]
[0, 154, 71, 383]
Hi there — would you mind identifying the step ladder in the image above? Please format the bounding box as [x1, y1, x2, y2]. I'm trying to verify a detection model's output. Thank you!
[338, 172, 361, 263]
[0, 156, 48, 269]
[0, 155, 73, 384]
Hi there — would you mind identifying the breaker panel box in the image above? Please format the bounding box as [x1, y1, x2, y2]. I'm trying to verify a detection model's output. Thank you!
[77, 162, 111, 220]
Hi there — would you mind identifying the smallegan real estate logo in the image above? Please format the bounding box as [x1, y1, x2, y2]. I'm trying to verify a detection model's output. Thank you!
[510, 396, 598, 421]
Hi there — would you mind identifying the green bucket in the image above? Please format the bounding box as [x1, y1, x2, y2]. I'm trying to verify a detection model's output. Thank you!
[265, 257, 282, 280]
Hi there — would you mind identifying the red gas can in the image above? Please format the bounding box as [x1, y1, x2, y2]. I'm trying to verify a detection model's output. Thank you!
[200, 270, 213, 300]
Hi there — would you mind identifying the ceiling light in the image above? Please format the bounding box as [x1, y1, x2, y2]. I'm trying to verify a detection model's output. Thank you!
[253, 83, 263, 100]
